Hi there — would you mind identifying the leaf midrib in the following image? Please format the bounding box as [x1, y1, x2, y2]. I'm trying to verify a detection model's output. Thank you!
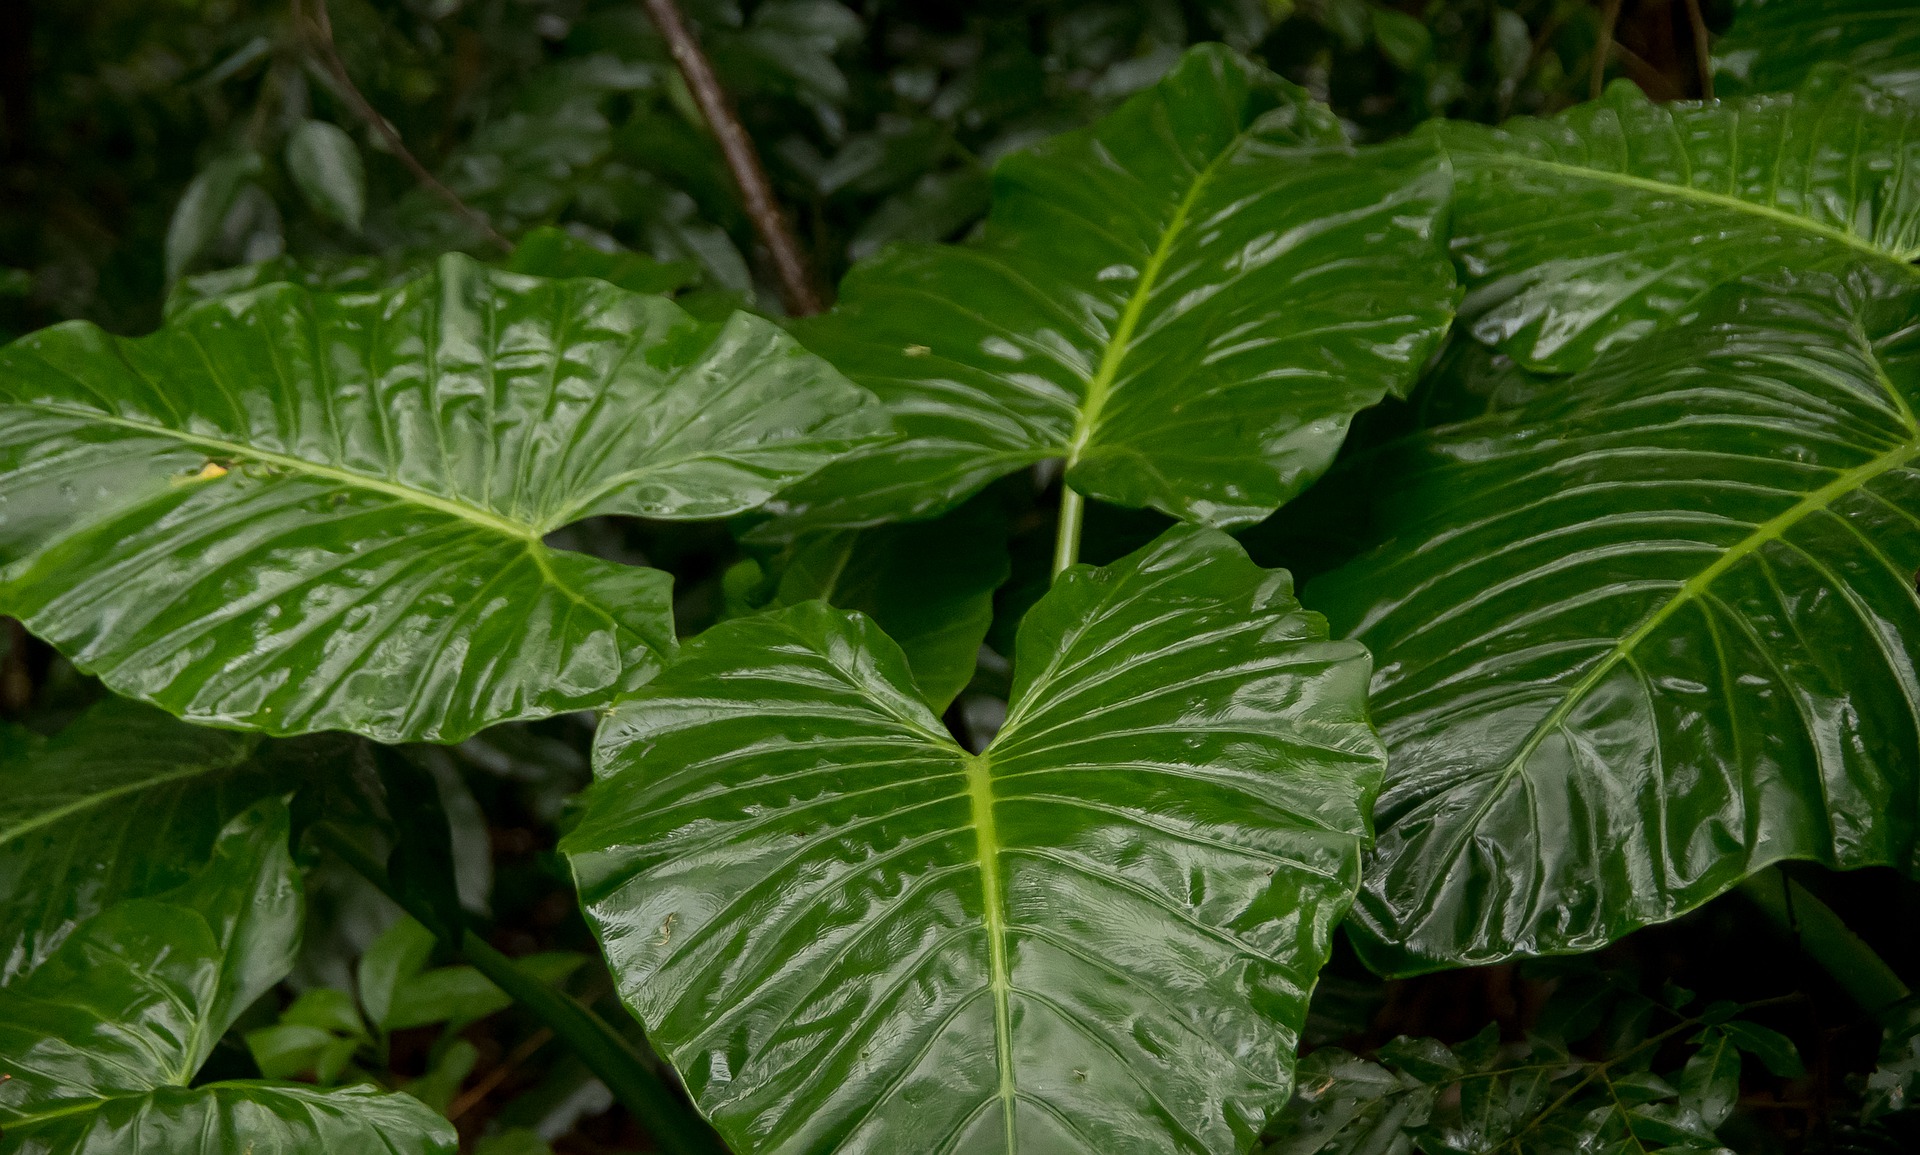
[0, 760, 240, 846]
[1444, 432, 1920, 878]
[1065, 140, 1241, 467]
[1489, 153, 1920, 264]
[23, 400, 541, 542]
[963, 751, 1018, 1151]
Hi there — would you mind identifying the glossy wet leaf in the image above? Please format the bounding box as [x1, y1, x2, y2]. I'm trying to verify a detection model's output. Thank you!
[0, 254, 885, 741]
[1678, 1030, 1740, 1128]
[1, 1083, 454, 1155]
[0, 801, 454, 1154]
[770, 43, 1454, 530]
[1312, 266, 1920, 974]
[0, 801, 299, 1117]
[1441, 79, 1920, 373]
[0, 698, 271, 984]
[567, 527, 1384, 1154]
[769, 495, 1012, 710]
[1717, 0, 1920, 101]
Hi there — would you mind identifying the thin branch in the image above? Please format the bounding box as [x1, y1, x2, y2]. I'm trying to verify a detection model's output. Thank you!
[1682, 0, 1715, 99]
[447, 1026, 554, 1121]
[290, 0, 511, 253]
[641, 0, 824, 315]
[1591, 0, 1624, 100]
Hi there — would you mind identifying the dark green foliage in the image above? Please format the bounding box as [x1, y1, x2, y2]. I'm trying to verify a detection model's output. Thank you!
[1268, 972, 1805, 1155]
[4, 2, 1919, 1153]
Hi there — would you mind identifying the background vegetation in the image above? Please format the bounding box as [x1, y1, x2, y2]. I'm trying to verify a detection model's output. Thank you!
[5, 1, 1919, 1152]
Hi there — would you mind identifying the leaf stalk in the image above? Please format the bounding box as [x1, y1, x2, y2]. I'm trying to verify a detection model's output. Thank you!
[1739, 865, 1911, 1020]
[1052, 483, 1084, 576]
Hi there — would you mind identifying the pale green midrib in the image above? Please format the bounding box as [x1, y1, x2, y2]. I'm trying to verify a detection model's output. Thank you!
[963, 751, 1018, 1151]
[0, 762, 235, 846]
[1493, 154, 1919, 264]
[2, 1095, 118, 1130]
[24, 400, 540, 542]
[1488, 435, 1920, 799]
[1064, 145, 1238, 468]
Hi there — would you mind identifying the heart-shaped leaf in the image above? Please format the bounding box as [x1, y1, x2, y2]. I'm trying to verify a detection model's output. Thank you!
[0, 698, 279, 985]
[1312, 265, 1920, 974]
[0, 254, 885, 741]
[0, 800, 453, 1154]
[566, 527, 1384, 1153]
[1716, 0, 1920, 100]
[1442, 79, 1920, 373]
[768, 43, 1455, 531]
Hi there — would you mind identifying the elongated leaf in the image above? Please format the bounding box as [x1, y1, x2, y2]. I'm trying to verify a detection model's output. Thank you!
[165, 154, 261, 281]
[1441, 79, 1920, 373]
[769, 43, 1454, 531]
[769, 494, 1012, 710]
[567, 527, 1384, 1154]
[2, 1083, 455, 1155]
[1312, 266, 1920, 974]
[1717, 0, 1920, 101]
[285, 120, 367, 232]
[0, 801, 299, 1117]
[0, 698, 275, 985]
[0, 254, 885, 741]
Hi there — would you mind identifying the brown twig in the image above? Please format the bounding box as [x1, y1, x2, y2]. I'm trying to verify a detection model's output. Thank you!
[446, 1026, 554, 1121]
[289, 0, 511, 253]
[1682, 0, 1715, 99]
[1611, 40, 1686, 101]
[641, 0, 824, 316]
[1, 619, 32, 714]
[1591, 0, 1624, 100]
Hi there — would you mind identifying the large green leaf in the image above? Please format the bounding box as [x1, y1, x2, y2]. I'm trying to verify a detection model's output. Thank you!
[0, 800, 301, 1116]
[1310, 266, 1920, 975]
[1716, 0, 1920, 101]
[1441, 79, 1920, 374]
[0, 698, 276, 985]
[767, 43, 1454, 531]
[0, 254, 885, 741]
[566, 527, 1384, 1154]
[0, 800, 453, 1154]
[3, 1084, 453, 1155]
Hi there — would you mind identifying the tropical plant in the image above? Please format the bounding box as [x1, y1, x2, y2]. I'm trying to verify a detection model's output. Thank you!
[4, 1, 1920, 1153]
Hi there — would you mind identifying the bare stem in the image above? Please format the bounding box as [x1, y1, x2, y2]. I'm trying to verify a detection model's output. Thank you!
[1591, 0, 1624, 100]
[641, 0, 823, 316]
[290, 0, 511, 253]
[1682, 0, 1715, 99]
